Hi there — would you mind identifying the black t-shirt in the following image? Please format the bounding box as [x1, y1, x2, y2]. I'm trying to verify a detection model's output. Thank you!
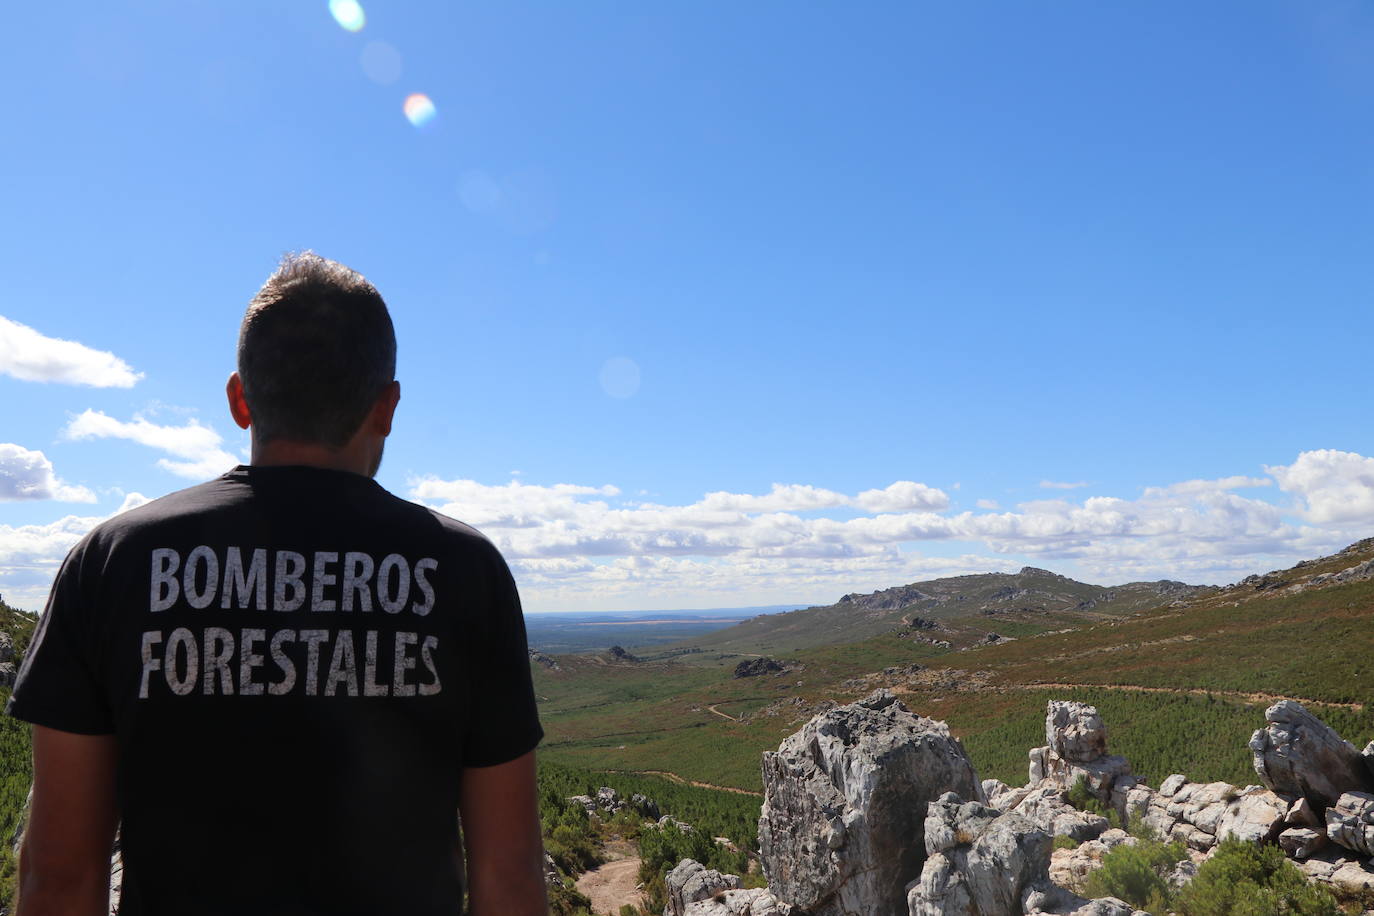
[7, 465, 543, 916]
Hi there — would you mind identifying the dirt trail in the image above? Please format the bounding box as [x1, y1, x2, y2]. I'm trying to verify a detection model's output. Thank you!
[575, 855, 644, 915]
[706, 704, 739, 721]
[1003, 682, 1364, 712]
[628, 769, 763, 797]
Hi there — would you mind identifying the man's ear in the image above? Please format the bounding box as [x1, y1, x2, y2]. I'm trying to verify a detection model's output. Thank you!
[226, 372, 252, 430]
[371, 380, 401, 437]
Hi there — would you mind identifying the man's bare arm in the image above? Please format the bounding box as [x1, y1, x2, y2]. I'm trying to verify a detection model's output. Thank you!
[458, 749, 547, 916]
[17, 726, 119, 916]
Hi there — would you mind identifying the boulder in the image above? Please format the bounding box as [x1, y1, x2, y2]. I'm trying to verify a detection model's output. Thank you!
[1214, 787, 1288, 845]
[1158, 774, 1188, 797]
[1028, 703, 1134, 808]
[1046, 701, 1108, 763]
[681, 887, 792, 916]
[1299, 850, 1374, 896]
[908, 794, 1051, 916]
[1325, 791, 1374, 857]
[665, 859, 742, 916]
[1278, 827, 1328, 859]
[758, 690, 982, 916]
[735, 657, 785, 678]
[914, 796, 1145, 916]
[629, 792, 660, 819]
[1249, 701, 1371, 808]
[1013, 787, 1109, 842]
[1285, 797, 1321, 829]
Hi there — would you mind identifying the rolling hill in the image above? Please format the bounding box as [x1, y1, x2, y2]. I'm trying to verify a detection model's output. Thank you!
[660, 566, 1213, 656]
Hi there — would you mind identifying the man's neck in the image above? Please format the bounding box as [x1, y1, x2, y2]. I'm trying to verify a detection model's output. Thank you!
[250, 439, 377, 477]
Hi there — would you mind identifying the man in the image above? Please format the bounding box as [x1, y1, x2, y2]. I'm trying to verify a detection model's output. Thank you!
[7, 253, 548, 915]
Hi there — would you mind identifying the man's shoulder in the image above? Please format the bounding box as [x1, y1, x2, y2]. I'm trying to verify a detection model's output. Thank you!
[84, 476, 240, 544]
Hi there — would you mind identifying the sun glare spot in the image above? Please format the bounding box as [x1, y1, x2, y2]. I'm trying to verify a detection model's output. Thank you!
[328, 0, 366, 32]
[403, 93, 437, 127]
[599, 357, 641, 399]
[361, 40, 402, 85]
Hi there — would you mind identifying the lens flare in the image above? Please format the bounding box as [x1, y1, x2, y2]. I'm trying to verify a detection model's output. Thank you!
[329, 0, 365, 32]
[403, 93, 437, 127]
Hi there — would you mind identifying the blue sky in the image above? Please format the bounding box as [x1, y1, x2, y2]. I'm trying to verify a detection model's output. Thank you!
[4, 1, 1374, 612]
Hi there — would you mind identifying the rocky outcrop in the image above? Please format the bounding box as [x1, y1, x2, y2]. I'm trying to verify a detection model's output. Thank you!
[681, 887, 793, 916]
[908, 793, 1052, 915]
[1326, 791, 1374, 857]
[665, 859, 742, 916]
[567, 786, 658, 819]
[0, 631, 15, 687]
[734, 657, 785, 678]
[758, 689, 982, 916]
[1013, 786, 1110, 842]
[1028, 702, 1134, 807]
[910, 793, 1144, 916]
[608, 645, 639, 662]
[528, 650, 560, 671]
[1250, 700, 1373, 808]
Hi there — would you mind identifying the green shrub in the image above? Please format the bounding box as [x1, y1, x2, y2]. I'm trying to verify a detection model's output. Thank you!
[1174, 838, 1337, 916]
[1067, 775, 1110, 818]
[1053, 835, 1081, 850]
[1084, 836, 1186, 910]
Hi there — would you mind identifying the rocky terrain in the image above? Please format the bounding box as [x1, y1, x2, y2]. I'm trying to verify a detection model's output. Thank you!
[659, 691, 1374, 916]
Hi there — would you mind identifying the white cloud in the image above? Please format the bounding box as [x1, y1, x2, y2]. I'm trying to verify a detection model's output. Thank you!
[854, 481, 950, 513]
[0, 315, 142, 387]
[1040, 479, 1089, 490]
[63, 410, 238, 480]
[0, 444, 95, 502]
[407, 462, 1367, 608]
[0, 491, 149, 610]
[1267, 449, 1374, 525]
[976, 498, 1001, 510]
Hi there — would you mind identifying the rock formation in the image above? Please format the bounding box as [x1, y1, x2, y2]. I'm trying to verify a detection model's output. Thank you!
[909, 792, 1143, 916]
[665, 859, 743, 916]
[757, 689, 982, 916]
[734, 657, 784, 678]
[1027, 702, 1134, 808]
[1250, 701, 1373, 809]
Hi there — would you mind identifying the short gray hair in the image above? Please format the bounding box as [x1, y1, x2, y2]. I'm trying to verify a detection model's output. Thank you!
[237, 252, 396, 447]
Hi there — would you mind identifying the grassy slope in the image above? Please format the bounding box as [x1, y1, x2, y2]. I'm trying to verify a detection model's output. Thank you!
[536, 543, 1374, 797]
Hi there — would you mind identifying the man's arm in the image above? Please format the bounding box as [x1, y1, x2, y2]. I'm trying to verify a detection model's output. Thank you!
[17, 726, 119, 916]
[458, 750, 547, 916]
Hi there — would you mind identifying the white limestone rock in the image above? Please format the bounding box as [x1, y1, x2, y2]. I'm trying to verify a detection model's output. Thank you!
[909, 794, 1051, 916]
[665, 859, 742, 916]
[1046, 701, 1109, 763]
[1325, 790, 1374, 857]
[758, 690, 982, 916]
[1215, 786, 1288, 845]
[1249, 701, 1371, 808]
[1278, 827, 1328, 859]
[681, 887, 793, 916]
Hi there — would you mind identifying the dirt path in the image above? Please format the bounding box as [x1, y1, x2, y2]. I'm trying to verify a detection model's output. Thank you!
[575, 855, 644, 915]
[1003, 682, 1364, 712]
[627, 769, 763, 797]
[706, 704, 739, 721]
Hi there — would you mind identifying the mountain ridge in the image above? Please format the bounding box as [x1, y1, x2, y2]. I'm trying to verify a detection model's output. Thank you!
[670, 566, 1215, 655]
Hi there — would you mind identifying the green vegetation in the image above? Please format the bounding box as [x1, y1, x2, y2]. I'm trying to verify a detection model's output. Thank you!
[1175, 839, 1338, 914]
[0, 596, 36, 909]
[1084, 836, 1339, 915]
[1067, 775, 1110, 819]
[536, 760, 761, 916]
[1083, 834, 1186, 912]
